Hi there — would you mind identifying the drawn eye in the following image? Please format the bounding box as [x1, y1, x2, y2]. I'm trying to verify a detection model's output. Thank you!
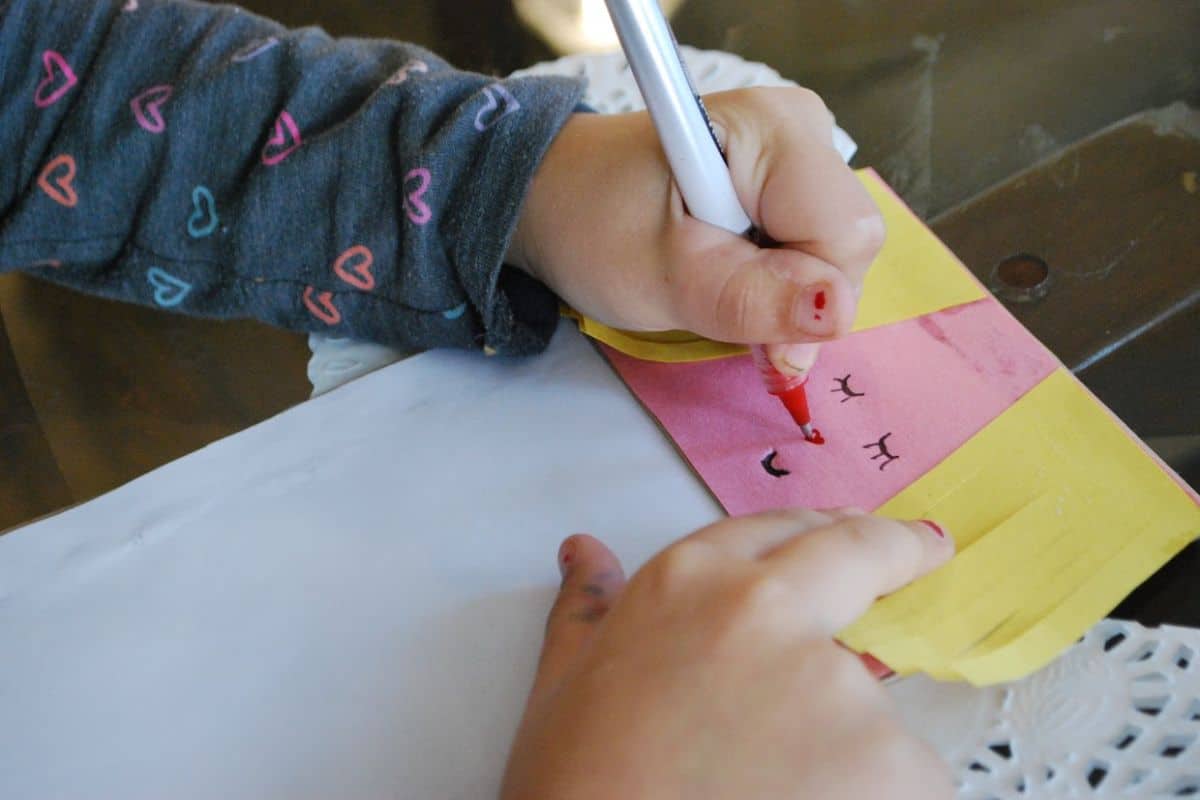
[760, 450, 790, 478]
[832, 374, 866, 403]
[863, 432, 899, 471]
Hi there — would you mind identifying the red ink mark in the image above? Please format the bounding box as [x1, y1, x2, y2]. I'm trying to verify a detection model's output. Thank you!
[918, 520, 946, 539]
[814, 313, 823, 321]
[805, 428, 825, 445]
[558, 540, 576, 578]
[814, 290, 827, 310]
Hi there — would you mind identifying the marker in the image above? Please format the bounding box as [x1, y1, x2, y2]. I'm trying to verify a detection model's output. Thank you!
[604, 0, 822, 442]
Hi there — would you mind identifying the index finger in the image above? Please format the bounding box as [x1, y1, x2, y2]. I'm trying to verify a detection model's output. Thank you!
[766, 516, 955, 634]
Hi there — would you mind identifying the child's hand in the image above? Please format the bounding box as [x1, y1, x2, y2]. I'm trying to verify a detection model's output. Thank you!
[508, 87, 884, 374]
[501, 508, 955, 800]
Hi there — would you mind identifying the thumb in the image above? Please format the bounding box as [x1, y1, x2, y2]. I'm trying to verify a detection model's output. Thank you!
[528, 534, 627, 707]
[763, 342, 821, 380]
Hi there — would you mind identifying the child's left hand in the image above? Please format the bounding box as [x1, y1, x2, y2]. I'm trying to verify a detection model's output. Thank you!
[507, 87, 885, 374]
[501, 509, 955, 799]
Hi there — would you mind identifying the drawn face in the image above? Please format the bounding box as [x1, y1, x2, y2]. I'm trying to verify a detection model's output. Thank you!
[604, 298, 1058, 515]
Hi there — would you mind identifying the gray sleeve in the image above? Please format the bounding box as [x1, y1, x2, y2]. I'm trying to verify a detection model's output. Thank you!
[0, 0, 585, 355]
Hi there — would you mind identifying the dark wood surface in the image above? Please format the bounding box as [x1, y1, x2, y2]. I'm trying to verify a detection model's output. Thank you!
[0, 277, 312, 532]
[927, 110, 1200, 628]
[1, 0, 1197, 624]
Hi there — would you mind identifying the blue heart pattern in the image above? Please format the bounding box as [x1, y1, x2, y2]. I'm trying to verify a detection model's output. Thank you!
[147, 266, 192, 308]
[442, 302, 468, 320]
[187, 186, 219, 238]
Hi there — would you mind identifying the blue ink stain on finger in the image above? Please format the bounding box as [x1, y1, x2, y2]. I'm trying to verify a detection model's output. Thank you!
[147, 266, 192, 307]
[442, 303, 468, 320]
[187, 186, 219, 238]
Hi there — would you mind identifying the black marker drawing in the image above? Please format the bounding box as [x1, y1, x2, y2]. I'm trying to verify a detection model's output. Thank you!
[832, 374, 865, 403]
[863, 433, 899, 471]
[761, 450, 791, 478]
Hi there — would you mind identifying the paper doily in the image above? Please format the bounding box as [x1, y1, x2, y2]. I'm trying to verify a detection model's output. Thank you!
[890, 619, 1200, 798]
[307, 46, 854, 395]
[306, 51, 1200, 799]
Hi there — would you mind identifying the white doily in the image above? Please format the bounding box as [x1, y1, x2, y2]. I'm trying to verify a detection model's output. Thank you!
[306, 51, 1200, 798]
[891, 619, 1200, 798]
[307, 46, 854, 395]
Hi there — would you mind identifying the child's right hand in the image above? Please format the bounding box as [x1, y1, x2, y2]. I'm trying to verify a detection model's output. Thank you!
[501, 508, 956, 800]
[507, 87, 885, 376]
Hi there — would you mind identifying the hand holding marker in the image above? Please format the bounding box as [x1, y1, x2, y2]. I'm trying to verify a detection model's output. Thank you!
[604, 0, 825, 442]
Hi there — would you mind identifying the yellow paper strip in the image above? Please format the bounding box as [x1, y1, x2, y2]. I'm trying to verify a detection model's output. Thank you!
[840, 370, 1200, 685]
[565, 169, 988, 363]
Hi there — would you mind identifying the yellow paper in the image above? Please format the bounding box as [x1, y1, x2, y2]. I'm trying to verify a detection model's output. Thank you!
[566, 169, 987, 362]
[839, 370, 1200, 685]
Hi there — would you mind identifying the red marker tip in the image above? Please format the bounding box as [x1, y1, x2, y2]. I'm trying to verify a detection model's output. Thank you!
[774, 382, 823, 444]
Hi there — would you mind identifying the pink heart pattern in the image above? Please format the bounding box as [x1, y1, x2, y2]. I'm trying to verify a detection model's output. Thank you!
[333, 245, 376, 291]
[262, 110, 302, 166]
[34, 50, 77, 109]
[403, 168, 432, 225]
[131, 85, 173, 134]
[302, 286, 341, 325]
[37, 154, 78, 208]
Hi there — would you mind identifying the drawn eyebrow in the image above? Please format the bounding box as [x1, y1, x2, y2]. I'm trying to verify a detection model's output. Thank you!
[863, 432, 899, 471]
[832, 374, 865, 403]
[760, 449, 791, 478]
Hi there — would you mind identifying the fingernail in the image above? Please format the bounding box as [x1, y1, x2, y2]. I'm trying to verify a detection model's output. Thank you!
[558, 539, 576, 577]
[917, 520, 946, 539]
[858, 652, 895, 681]
[793, 283, 836, 334]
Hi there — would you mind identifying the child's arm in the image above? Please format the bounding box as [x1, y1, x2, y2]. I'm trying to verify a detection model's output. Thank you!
[1, 0, 582, 355]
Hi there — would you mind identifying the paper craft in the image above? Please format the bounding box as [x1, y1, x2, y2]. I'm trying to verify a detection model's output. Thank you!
[0, 324, 723, 799]
[849, 370, 1200, 685]
[568, 169, 988, 362]
[604, 297, 1058, 515]
[603, 172, 1200, 684]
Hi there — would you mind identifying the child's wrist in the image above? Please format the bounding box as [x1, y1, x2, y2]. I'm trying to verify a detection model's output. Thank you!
[505, 113, 593, 287]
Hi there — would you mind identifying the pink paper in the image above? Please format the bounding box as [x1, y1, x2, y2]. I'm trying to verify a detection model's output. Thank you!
[603, 299, 1059, 515]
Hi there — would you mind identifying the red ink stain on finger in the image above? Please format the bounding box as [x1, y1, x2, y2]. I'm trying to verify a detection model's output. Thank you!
[814, 290, 827, 310]
[558, 539, 576, 577]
